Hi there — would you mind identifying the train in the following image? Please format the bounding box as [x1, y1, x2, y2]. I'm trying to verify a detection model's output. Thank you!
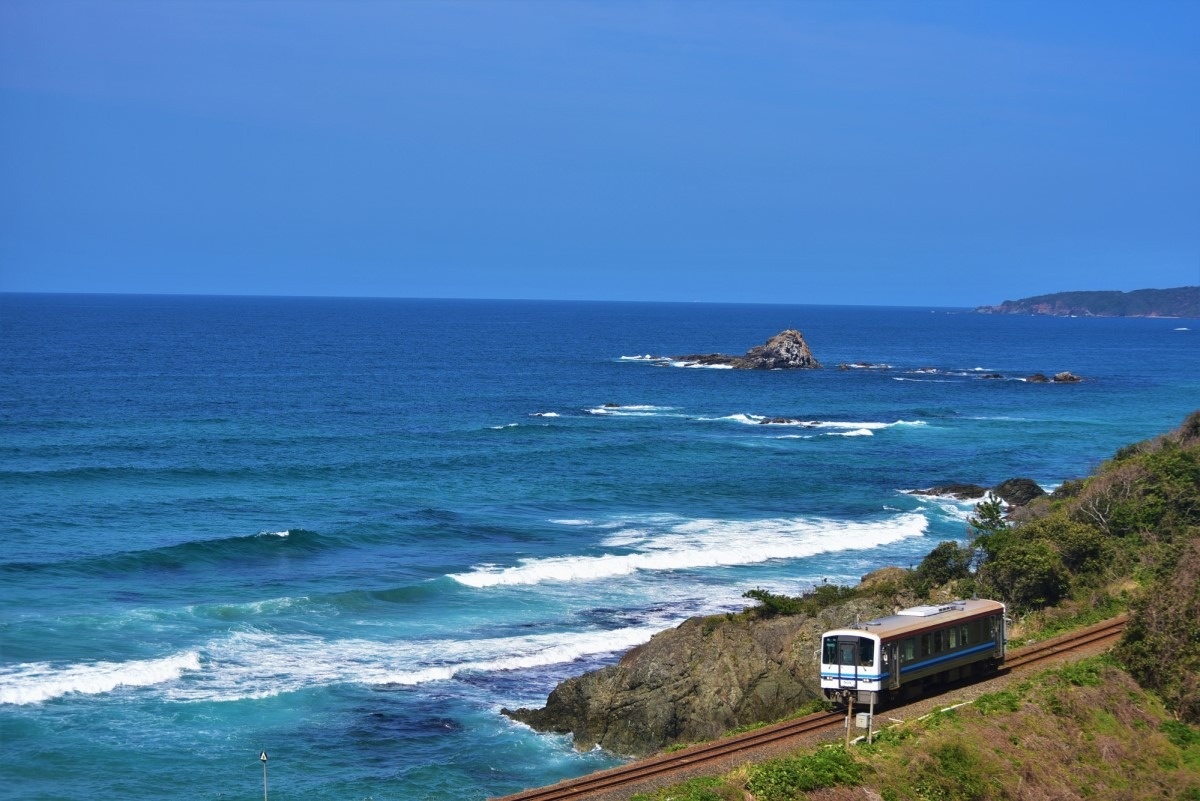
[819, 599, 1006, 707]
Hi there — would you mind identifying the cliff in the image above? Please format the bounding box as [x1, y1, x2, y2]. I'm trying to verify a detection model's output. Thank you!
[974, 286, 1200, 318]
[503, 573, 909, 756]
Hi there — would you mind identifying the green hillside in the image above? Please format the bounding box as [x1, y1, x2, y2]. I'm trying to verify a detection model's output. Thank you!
[976, 286, 1200, 317]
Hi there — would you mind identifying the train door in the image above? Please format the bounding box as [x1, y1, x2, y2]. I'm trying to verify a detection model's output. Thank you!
[835, 637, 860, 689]
[885, 642, 901, 690]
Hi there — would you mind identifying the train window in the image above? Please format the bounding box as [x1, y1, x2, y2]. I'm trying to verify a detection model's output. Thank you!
[823, 637, 838, 665]
[934, 630, 943, 652]
[961, 625, 969, 645]
[903, 638, 915, 661]
[948, 627, 958, 648]
[922, 634, 932, 656]
[858, 639, 875, 667]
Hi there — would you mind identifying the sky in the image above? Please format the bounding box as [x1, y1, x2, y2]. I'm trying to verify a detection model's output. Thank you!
[1, 1, 1198, 307]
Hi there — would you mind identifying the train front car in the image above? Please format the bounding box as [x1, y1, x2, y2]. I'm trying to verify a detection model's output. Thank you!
[820, 628, 884, 706]
[820, 599, 1007, 706]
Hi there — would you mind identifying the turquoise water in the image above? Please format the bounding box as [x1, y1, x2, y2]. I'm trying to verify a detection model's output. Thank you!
[1, 294, 1196, 800]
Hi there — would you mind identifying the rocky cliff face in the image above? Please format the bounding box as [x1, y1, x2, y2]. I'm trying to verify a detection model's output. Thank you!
[674, 329, 821, 370]
[503, 590, 900, 756]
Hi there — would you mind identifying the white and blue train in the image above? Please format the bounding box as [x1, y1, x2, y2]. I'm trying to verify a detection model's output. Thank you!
[820, 599, 1006, 706]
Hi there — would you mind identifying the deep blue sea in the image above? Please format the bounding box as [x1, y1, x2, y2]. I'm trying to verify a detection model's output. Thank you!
[1, 294, 1196, 800]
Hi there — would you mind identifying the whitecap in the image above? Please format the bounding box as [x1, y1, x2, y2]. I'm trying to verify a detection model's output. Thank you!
[161, 625, 671, 702]
[531, 412, 560, 418]
[449, 512, 927, 588]
[828, 428, 874, 437]
[674, 361, 735, 369]
[0, 651, 201, 705]
[586, 404, 674, 416]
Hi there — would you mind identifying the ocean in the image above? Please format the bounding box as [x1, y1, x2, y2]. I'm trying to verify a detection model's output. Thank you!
[1, 294, 1196, 800]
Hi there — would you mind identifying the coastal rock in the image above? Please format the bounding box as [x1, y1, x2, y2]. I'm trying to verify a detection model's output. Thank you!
[912, 483, 989, 500]
[993, 477, 1046, 506]
[1026, 372, 1082, 383]
[503, 594, 895, 756]
[912, 479, 1044, 506]
[675, 330, 821, 370]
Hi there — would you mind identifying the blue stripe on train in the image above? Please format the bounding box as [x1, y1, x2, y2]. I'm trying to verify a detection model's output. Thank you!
[820, 640, 999, 682]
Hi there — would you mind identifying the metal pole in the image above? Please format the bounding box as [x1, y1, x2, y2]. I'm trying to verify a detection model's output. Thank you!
[260, 751, 268, 801]
[845, 694, 854, 747]
[868, 696, 875, 744]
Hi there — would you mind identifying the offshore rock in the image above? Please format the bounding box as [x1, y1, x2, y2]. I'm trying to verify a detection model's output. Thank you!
[912, 483, 989, 500]
[1052, 371, 1083, 383]
[674, 330, 821, 370]
[993, 477, 1047, 506]
[502, 592, 898, 756]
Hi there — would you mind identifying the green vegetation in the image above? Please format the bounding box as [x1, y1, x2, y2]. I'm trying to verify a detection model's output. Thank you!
[741, 582, 858, 618]
[744, 746, 862, 800]
[639, 659, 1200, 801]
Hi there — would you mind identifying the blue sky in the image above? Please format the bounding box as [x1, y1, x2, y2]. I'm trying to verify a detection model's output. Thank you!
[2, 1, 1198, 306]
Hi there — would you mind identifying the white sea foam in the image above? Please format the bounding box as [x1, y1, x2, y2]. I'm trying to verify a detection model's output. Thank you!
[449, 512, 927, 588]
[586, 404, 674, 416]
[531, 412, 560, 418]
[618, 354, 668, 362]
[720, 415, 925, 431]
[670, 360, 735, 369]
[490, 423, 519, 429]
[831, 428, 874, 437]
[0, 651, 201, 705]
[259, 530, 290, 538]
[1174, 327, 1189, 332]
[160, 625, 669, 703]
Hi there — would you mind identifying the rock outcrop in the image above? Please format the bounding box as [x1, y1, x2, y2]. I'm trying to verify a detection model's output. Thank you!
[911, 483, 990, 500]
[912, 478, 1046, 510]
[992, 477, 1047, 506]
[503, 589, 898, 756]
[674, 330, 821, 370]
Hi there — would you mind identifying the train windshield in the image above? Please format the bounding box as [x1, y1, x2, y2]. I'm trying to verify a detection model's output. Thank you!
[823, 635, 874, 667]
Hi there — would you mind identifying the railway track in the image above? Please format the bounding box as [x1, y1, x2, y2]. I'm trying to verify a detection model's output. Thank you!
[491, 614, 1129, 801]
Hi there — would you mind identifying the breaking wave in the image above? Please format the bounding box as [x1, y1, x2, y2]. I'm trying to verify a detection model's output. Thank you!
[449, 512, 927, 587]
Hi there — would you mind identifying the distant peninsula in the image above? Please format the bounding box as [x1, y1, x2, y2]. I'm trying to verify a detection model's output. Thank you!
[975, 286, 1199, 318]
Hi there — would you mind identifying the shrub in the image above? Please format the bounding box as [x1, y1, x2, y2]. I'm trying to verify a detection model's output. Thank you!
[745, 745, 862, 800]
[741, 582, 857, 617]
[909, 541, 973, 594]
[631, 776, 739, 801]
[978, 538, 1069, 611]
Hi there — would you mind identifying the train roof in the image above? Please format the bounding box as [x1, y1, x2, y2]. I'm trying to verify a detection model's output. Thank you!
[824, 599, 1005, 640]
